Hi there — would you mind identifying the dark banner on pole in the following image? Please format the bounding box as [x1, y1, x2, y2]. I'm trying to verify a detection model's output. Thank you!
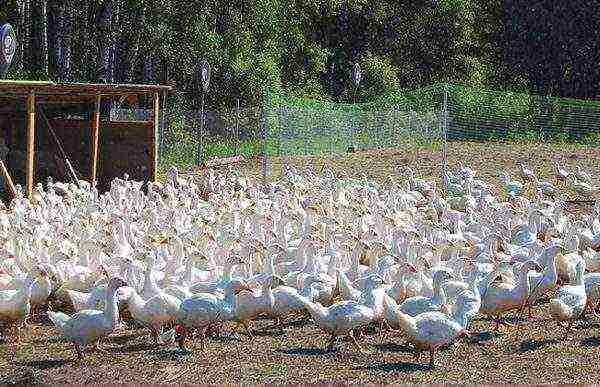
[0, 24, 16, 77]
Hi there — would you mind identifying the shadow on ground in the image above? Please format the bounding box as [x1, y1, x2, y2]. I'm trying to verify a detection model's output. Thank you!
[15, 358, 71, 370]
[354, 362, 431, 373]
[517, 339, 558, 353]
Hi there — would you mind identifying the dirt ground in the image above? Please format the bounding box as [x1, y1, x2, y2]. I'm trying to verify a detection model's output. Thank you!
[204, 141, 600, 202]
[2, 141, 599, 383]
[3, 303, 600, 384]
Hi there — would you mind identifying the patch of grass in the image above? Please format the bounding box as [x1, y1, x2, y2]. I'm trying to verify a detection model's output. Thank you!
[17, 343, 34, 358]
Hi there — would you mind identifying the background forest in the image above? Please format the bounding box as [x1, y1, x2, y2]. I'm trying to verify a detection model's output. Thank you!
[1, 0, 599, 110]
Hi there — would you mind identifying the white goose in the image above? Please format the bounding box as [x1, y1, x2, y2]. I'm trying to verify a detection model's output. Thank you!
[292, 292, 375, 352]
[120, 255, 182, 344]
[549, 260, 586, 330]
[399, 269, 454, 317]
[233, 275, 284, 336]
[521, 245, 562, 318]
[48, 276, 128, 359]
[382, 288, 478, 368]
[174, 279, 251, 351]
[0, 267, 48, 340]
[480, 260, 540, 330]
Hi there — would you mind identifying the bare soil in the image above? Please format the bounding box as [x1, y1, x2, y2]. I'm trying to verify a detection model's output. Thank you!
[2, 141, 600, 383]
[206, 141, 600, 202]
[2, 304, 600, 384]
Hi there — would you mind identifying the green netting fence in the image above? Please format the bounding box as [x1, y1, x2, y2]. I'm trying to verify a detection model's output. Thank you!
[151, 83, 600, 193]
[262, 84, 445, 158]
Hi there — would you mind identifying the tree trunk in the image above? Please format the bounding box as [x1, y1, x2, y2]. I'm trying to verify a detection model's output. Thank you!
[80, 1, 93, 81]
[30, 0, 49, 78]
[56, 0, 72, 81]
[125, 5, 146, 83]
[62, 0, 72, 81]
[143, 55, 153, 83]
[99, 0, 115, 83]
[15, 0, 27, 73]
[108, 0, 120, 83]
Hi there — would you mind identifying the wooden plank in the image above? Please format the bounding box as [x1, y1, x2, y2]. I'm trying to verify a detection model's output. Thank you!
[27, 92, 35, 200]
[206, 155, 245, 167]
[150, 92, 159, 182]
[0, 94, 95, 104]
[90, 95, 101, 185]
[0, 159, 16, 199]
[0, 82, 172, 97]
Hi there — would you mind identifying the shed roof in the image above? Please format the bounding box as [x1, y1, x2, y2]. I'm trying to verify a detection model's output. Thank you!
[0, 80, 172, 97]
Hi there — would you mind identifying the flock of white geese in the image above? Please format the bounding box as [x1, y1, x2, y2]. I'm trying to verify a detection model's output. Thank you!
[0, 161, 600, 368]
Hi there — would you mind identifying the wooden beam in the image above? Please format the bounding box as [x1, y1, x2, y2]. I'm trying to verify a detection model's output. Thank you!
[150, 92, 159, 182]
[0, 81, 172, 97]
[0, 159, 16, 199]
[90, 95, 101, 185]
[27, 92, 35, 200]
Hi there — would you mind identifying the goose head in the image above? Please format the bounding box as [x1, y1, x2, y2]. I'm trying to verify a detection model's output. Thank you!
[227, 278, 253, 294]
[32, 266, 49, 280]
[107, 276, 128, 291]
[364, 273, 386, 288]
[432, 268, 454, 287]
[270, 275, 286, 288]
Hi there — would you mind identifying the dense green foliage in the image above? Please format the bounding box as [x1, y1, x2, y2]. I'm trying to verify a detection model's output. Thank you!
[1, 1, 599, 110]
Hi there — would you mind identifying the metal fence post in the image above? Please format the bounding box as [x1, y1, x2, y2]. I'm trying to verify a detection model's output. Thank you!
[159, 90, 167, 164]
[198, 93, 205, 166]
[235, 98, 240, 157]
[261, 91, 268, 186]
[442, 83, 449, 192]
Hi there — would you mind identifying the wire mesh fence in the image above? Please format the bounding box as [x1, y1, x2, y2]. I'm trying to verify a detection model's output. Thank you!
[126, 83, 600, 201]
[150, 95, 262, 177]
[259, 85, 445, 183]
[444, 84, 600, 201]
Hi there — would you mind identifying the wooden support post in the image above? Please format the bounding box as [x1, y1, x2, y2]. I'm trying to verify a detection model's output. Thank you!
[27, 92, 35, 200]
[0, 159, 16, 199]
[150, 92, 159, 182]
[90, 95, 101, 185]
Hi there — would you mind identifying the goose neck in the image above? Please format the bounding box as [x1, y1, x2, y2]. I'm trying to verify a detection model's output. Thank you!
[517, 266, 532, 293]
[143, 263, 161, 296]
[304, 245, 317, 273]
[384, 298, 416, 334]
[432, 281, 446, 304]
[298, 295, 327, 325]
[126, 288, 145, 315]
[21, 274, 38, 302]
[104, 287, 122, 328]
[223, 261, 235, 281]
[223, 287, 240, 318]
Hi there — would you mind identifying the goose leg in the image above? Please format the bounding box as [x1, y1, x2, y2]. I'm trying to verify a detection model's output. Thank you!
[378, 320, 386, 339]
[348, 330, 363, 353]
[200, 327, 207, 351]
[73, 342, 84, 360]
[15, 324, 22, 342]
[429, 346, 436, 368]
[493, 316, 501, 332]
[241, 321, 253, 337]
[528, 305, 534, 320]
[326, 334, 336, 351]
[150, 326, 159, 345]
[176, 326, 187, 351]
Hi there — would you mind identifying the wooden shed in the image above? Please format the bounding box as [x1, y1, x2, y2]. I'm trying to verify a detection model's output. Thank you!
[0, 80, 172, 199]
